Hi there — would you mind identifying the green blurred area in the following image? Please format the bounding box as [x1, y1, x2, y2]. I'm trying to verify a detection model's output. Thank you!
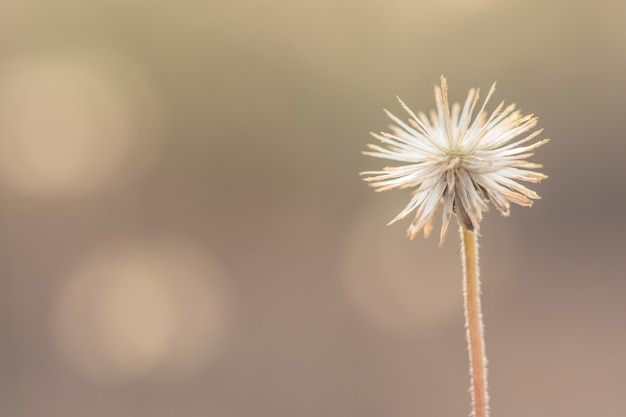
[0, 0, 625, 416]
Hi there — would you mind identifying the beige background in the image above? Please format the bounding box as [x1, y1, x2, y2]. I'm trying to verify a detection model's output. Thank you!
[0, 0, 625, 416]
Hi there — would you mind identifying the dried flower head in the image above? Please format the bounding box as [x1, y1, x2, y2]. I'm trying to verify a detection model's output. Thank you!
[362, 76, 548, 245]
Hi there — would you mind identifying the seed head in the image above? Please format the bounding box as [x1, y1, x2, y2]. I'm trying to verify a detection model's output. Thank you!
[362, 76, 548, 245]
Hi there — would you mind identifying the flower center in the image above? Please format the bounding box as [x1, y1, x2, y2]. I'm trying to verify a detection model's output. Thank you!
[444, 149, 466, 170]
[446, 148, 465, 158]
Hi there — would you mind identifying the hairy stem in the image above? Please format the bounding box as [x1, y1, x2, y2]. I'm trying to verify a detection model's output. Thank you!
[460, 225, 489, 417]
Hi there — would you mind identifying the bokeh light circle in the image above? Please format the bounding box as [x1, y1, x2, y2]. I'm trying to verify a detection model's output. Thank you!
[341, 196, 517, 335]
[340, 197, 462, 335]
[0, 51, 165, 198]
[54, 237, 230, 384]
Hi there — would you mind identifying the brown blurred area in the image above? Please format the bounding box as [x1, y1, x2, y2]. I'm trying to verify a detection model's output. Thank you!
[0, 0, 625, 416]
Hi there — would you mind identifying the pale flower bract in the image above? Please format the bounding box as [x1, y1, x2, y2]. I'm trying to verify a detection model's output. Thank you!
[362, 76, 548, 245]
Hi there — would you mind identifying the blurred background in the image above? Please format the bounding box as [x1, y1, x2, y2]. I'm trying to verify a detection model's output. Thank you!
[0, 0, 625, 416]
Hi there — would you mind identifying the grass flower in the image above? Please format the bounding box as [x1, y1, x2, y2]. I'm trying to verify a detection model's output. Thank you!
[361, 77, 548, 417]
[362, 76, 548, 245]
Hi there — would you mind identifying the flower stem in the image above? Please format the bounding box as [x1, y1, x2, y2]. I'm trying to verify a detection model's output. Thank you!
[460, 225, 489, 417]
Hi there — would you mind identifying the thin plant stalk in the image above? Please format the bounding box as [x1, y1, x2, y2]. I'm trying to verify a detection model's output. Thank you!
[460, 224, 489, 417]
